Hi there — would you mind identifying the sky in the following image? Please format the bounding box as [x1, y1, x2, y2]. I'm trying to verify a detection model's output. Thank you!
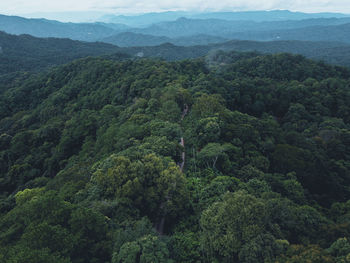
[2, 0, 350, 17]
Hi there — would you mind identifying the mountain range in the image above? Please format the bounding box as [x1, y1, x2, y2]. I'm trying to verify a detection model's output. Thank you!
[119, 40, 350, 67]
[0, 14, 122, 41]
[1, 10, 350, 75]
[2, 13, 350, 46]
[99, 10, 350, 26]
[101, 32, 228, 47]
[2, 30, 350, 76]
[128, 17, 350, 38]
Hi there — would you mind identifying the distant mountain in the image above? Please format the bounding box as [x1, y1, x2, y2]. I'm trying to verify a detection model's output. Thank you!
[212, 40, 350, 66]
[230, 23, 350, 43]
[99, 11, 192, 27]
[119, 42, 209, 60]
[128, 17, 350, 38]
[94, 22, 131, 31]
[3, 13, 350, 45]
[171, 34, 228, 46]
[19, 11, 108, 23]
[98, 10, 350, 27]
[131, 18, 244, 37]
[101, 32, 171, 47]
[0, 14, 119, 41]
[0, 31, 127, 74]
[192, 10, 350, 21]
[118, 40, 350, 67]
[2, 28, 350, 77]
[101, 32, 227, 47]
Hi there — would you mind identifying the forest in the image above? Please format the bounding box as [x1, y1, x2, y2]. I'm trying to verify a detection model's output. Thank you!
[1, 51, 350, 262]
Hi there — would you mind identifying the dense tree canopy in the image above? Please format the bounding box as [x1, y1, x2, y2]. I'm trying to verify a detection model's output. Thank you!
[1, 52, 350, 262]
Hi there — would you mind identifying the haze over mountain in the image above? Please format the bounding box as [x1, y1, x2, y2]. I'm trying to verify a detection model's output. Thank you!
[2, 12, 350, 46]
[0, 14, 120, 41]
[101, 32, 228, 47]
[228, 22, 350, 43]
[127, 17, 350, 38]
[100, 10, 350, 27]
[19, 11, 109, 23]
[2, 29, 350, 75]
[118, 40, 350, 67]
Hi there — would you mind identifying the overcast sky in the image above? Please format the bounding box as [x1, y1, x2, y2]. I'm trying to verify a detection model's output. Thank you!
[2, 0, 350, 15]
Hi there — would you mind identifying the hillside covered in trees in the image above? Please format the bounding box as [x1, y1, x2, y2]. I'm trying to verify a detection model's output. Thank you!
[0, 31, 128, 74]
[3, 29, 350, 78]
[1, 52, 350, 262]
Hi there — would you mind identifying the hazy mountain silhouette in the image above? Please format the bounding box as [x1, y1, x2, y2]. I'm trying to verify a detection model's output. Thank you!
[101, 32, 227, 47]
[0, 14, 118, 41]
[99, 10, 350, 26]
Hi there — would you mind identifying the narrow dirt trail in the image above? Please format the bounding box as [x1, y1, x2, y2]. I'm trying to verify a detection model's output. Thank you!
[156, 104, 188, 235]
[179, 104, 188, 172]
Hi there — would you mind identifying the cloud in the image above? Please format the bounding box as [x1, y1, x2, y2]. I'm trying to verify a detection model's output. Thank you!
[88, 0, 350, 13]
[1, 0, 350, 15]
[95, 0, 288, 12]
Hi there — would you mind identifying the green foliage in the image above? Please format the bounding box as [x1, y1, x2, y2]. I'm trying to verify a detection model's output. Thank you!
[1, 52, 350, 262]
[200, 190, 272, 262]
[170, 231, 201, 263]
[276, 244, 334, 263]
[115, 235, 173, 263]
[0, 31, 128, 75]
[0, 190, 111, 263]
[91, 153, 188, 223]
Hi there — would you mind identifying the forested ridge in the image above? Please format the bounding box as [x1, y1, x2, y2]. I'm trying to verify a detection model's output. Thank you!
[3, 29, 350, 81]
[1, 52, 350, 262]
[0, 31, 128, 74]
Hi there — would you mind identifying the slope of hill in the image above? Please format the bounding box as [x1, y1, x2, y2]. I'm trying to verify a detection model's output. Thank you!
[1, 53, 350, 262]
[212, 40, 350, 66]
[2, 29, 350, 75]
[0, 31, 128, 74]
[99, 11, 191, 27]
[101, 32, 227, 47]
[117, 40, 350, 67]
[230, 22, 350, 43]
[120, 42, 209, 60]
[101, 32, 171, 47]
[0, 14, 118, 41]
[171, 34, 228, 46]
